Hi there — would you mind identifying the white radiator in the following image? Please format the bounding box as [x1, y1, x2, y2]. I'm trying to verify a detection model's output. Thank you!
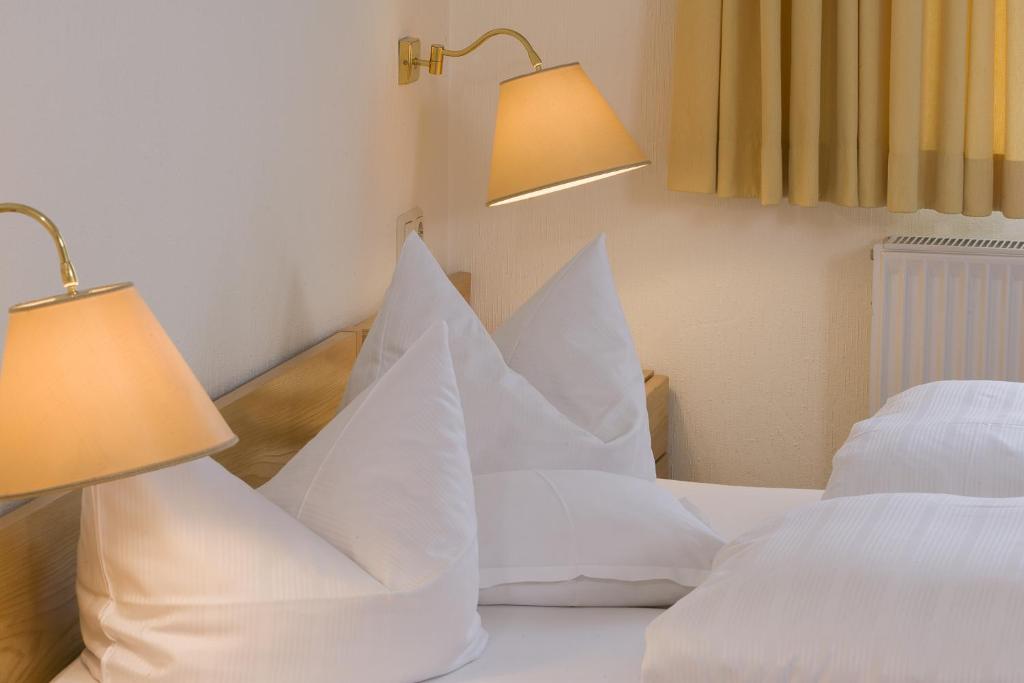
[870, 235, 1024, 412]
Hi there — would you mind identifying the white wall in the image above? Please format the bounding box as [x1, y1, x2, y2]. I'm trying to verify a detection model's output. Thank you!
[447, 0, 1024, 488]
[1, 0, 449, 403]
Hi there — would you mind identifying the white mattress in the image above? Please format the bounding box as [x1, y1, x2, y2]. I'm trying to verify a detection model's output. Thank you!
[52, 480, 821, 683]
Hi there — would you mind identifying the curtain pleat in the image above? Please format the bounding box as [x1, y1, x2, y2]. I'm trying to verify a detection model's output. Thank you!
[826, 0, 860, 207]
[669, 0, 1024, 218]
[668, 0, 721, 193]
[928, 0, 969, 214]
[965, 0, 995, 216]
[1005, 0, 1024, 217]
[859, 0, 891, 206]
[718, 0, 766, 198]
[760, 0, 784, 204]
[788, 1, 823, 207]
[885, 0, 924, 212]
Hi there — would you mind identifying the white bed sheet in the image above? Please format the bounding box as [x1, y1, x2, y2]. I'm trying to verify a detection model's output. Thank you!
[51, 479, 822, 683]
[657, 479, 822, 541]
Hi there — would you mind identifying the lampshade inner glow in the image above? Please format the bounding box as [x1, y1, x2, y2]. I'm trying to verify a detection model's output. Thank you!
[488, 162, 649, 207]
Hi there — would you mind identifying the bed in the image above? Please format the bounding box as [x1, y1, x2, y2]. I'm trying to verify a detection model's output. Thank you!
[1, 272, 823, 683]
[51, 479, 822, 683]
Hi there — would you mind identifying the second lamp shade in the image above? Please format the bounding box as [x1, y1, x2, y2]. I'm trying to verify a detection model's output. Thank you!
[487, 63, 650, 206]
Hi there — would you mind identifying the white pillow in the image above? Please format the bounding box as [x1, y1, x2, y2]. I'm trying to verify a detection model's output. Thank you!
[344, 233, 654, 479]
[491, 235, 647, 445]
[77, 322, 486, 683]
[475, 470, 723, 607]
[824, 380, 1024, 499]
[642, 493, 1024, 682]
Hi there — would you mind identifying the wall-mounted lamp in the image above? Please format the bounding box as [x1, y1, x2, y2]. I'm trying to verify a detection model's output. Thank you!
[0, 203, 237, 499]
[399, 28, 650, 207]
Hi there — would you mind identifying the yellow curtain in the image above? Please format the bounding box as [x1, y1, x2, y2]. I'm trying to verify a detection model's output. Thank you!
[669, 0, 1024, 218]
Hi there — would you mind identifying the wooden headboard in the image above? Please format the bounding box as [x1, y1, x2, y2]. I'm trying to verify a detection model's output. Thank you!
[0, 272, 669, 683]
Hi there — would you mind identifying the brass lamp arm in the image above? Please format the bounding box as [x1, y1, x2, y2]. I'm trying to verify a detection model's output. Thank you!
[437, 28, 542, 72]
[399, 28, 543, 84]
[0, 203, 79, 295]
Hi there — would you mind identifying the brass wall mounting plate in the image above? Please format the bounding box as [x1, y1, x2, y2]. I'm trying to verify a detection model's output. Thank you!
[398, 37, 421, 85]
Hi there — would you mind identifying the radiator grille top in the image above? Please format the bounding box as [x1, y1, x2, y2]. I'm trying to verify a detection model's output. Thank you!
[885, 235, 1024, 254]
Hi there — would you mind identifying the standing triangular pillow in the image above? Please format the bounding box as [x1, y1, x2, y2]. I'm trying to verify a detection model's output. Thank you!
[344, 234, 653, 479]
[78, 322, 486, 683]
[262, 321, 478, 593]
[492, 235, 646, 444]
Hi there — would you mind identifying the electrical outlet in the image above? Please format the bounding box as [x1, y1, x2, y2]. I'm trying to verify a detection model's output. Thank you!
[396, 207, 424, 260]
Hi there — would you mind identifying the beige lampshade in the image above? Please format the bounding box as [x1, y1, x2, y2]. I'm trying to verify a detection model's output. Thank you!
[487, 62, 650, 207]
[0, 283, 237, 499]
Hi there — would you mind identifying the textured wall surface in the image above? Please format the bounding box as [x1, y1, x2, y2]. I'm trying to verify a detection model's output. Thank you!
[1, 0, 450, 397]
[447, 0, 1024, 488]
[0, 0, 448, 514]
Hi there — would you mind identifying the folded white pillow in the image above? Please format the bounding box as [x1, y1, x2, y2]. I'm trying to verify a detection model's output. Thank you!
[344, 233, 654, 479]
[77, 322, 486, 683]
[825, 380, 1024, 499]
[643, 493, 1024, 682]
[476, 470, 723, 606]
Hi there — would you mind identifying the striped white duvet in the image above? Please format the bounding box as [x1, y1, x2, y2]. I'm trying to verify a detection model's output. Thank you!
[642, 493, 1024, 683]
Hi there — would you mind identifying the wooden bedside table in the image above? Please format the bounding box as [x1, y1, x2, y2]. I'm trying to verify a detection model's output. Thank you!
[643, 370, 670, 478]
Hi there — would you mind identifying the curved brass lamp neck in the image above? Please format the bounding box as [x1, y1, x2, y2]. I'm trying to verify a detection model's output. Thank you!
[399, 28, 543, 85]
[436, 28, 542, 73]
[0, 203, 79, 295]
